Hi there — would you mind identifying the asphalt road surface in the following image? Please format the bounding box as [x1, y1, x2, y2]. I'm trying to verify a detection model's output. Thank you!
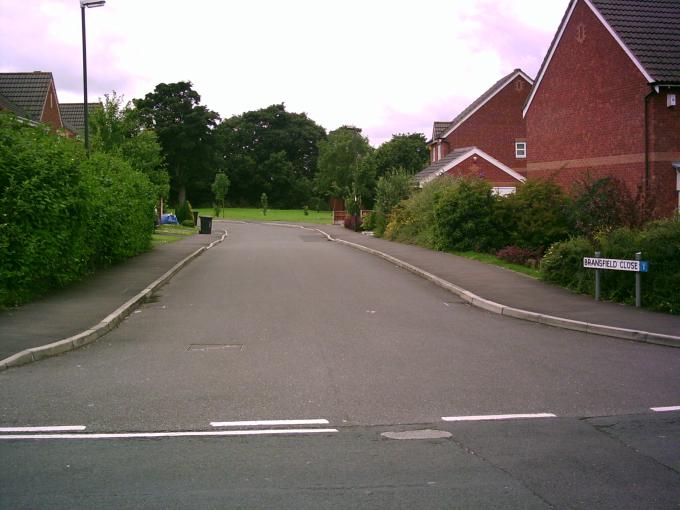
[1, 222, 679, 508]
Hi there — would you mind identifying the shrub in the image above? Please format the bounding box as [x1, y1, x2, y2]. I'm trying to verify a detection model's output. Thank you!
[361, 211, 376, 231]
[432, 177, 499, 252]
[540, 236, 596, 295]
[540, 218, 680, 314]
[496, 246, 541, 267]
[384, 177, 453, 248]
[571, 174, 639, 239]
[175, 200, 193, 224]
[500, 179, 575, 252]
[0, 114, 156, 307]
[373, 168, 414, 237]
[182, 219, 195, 227]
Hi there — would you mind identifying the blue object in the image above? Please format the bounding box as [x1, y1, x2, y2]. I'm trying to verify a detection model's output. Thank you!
[160, 214, 179, 225]
[639, 261, 649, 273]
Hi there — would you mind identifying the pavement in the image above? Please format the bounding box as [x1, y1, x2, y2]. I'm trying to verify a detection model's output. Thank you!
[0, 227, 226, 368]
[1, 220, 678, 370]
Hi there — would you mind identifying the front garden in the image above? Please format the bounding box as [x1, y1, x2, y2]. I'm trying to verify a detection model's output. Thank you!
[365, 172, 680, 314]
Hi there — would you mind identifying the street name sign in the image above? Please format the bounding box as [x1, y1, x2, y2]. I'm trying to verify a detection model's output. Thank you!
[583, 257, 649, 272]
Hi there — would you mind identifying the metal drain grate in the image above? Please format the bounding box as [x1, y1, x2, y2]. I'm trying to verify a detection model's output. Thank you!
[187, 344, 244, 352]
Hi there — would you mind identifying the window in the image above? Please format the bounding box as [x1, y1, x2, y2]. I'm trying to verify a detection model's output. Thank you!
[437, 144, 442, 161]
[515, 141, 527, 159]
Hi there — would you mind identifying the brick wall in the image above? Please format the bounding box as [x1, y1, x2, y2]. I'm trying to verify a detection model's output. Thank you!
[523, 0, 680, 213]
[442, 74, 531, 171]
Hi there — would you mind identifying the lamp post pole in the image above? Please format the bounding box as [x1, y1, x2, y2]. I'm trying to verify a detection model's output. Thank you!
[80, 0, 105, 155]
[81, 3, 89, 154]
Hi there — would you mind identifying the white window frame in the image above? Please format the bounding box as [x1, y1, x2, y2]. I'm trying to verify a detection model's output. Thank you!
[437, 143, 442, 161]
[515, 141, 527, 159]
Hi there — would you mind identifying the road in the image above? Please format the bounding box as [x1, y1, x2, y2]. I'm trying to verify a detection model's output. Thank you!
[1, 222, 679, 508]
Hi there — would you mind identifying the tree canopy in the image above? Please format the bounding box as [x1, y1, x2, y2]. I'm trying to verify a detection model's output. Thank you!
[133, 82, 219, 205]
[372, 133, 429, 177]
[314, 126, 374, 206]
[215, 104, 326, 208]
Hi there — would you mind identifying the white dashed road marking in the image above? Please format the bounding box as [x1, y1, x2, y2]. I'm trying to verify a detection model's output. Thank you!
[442, 413, 557, 422]
[651, 406, 680, 412]
[0, 426, 86, 433]
[210, 419, 330, 427]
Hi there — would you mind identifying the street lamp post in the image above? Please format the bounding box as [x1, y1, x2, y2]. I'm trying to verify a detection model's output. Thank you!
[80, 0, 105, 155]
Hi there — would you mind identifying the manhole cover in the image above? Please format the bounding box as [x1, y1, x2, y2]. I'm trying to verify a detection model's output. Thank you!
[187, 344, 243, 352]
[381, 429, 452, 440]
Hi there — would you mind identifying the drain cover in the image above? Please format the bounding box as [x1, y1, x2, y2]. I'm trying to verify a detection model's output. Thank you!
[187, 344, 243, 352]
[381, 429, 452, 440]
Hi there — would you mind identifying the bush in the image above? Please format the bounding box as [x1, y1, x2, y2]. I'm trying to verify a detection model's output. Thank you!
[496, 246, 541, 267]
[0, 113, 156, 307]
[384, 177, 453, 248]
[374, 168, 414, 237]
[175, 200, 193, 224]
[499, 179, 574, 252]
[432, 177, 499, 252]
[571, 175, 639, 239]
[540, 236, 596, 294]
[182, 219, 195, 227]
[540, 218, 680, 313]
[361, 211, 376, 231]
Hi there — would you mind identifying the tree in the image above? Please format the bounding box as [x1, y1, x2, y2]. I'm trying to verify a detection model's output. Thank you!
[373, 133, 429, 177]
[314, 126, 374, 207]
[215, 104, 326, 207]
[373, 168, 415, 236]
[133, 82, 220, 205]
[211, 172, 230, 217]
[89, 92, 169, 201]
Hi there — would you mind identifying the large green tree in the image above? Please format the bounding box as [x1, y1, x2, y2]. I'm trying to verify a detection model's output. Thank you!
[373, 133, 429, 177]
[133, 82, 219, 205]
[314, 126, 374, 207]
[215, 104, 326, 207]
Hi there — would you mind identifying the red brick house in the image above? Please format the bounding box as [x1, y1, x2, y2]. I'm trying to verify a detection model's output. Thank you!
[418, 69, 533, 192]
[523, 0, 680, 215]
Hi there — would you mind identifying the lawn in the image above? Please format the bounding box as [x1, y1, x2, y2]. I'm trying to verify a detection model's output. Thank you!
[151, 224, 198, 247]
[451, 251, 540, 279]
[193, 207, 333, 224]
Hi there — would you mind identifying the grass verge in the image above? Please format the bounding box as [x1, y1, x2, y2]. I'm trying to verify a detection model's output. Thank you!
[194, 207, 332, 224]
[451, 251, 540, 279]
[152, 224, 198, 246]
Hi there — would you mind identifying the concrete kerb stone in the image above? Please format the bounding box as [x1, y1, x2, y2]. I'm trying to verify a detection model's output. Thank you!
[303, 226, 680, 348]
[0, 229, 229, 371]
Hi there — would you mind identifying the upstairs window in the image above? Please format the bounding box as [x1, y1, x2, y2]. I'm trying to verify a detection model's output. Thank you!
[515, 141, 527, 159]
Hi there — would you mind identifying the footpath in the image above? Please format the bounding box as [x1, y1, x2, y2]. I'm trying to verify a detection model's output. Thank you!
[0, 228, 226, 367]
[316, 225, 680, 346]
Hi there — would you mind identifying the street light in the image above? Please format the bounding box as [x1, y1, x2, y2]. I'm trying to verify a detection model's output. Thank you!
[80, 0, 105, 155]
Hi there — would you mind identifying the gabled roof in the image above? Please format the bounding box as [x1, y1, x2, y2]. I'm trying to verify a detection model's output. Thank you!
[415, 146, 527, 187]
[431, 121, 450, 142]
[524, 0, 680, 116]
[0, 72, 56, 123]
[60, 103, 101, 135]
[439, 69, 534, 141]
[591, 0, 680, 84]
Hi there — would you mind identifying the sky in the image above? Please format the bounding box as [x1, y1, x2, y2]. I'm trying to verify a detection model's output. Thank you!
[0, 0, 569, 146]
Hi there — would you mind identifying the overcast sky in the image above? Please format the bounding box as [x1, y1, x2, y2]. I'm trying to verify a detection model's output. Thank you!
[0, 0, 569, 146]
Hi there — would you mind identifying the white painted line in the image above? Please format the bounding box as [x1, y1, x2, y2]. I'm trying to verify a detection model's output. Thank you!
[0, 426, 86, 433]
[651, 406, 680, 412]
[0, 428, 339, 441]
[210, 419, 330, 427]
[442, 413, 556, 422]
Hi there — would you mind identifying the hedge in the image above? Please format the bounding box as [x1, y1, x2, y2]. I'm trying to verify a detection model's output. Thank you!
[0, 114, 156, 307]
[541, 218, 680, 314]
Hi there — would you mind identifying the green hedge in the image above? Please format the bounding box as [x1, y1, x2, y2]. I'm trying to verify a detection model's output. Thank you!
[0, 114, 156, 307]
[541, 218, 680, 313]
